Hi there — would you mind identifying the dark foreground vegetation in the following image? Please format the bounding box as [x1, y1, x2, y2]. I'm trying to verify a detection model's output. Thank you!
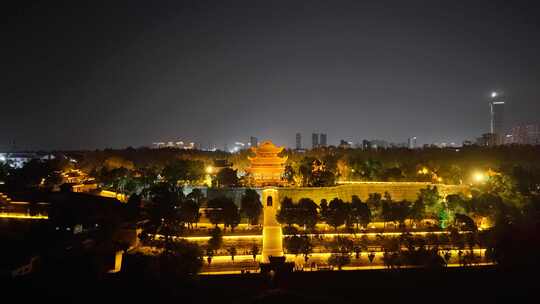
[5, 266, 538, 304]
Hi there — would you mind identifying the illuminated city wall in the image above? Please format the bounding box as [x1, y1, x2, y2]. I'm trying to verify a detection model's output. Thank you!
[277, 182, 469, 203]
[205, 182, 469, 207]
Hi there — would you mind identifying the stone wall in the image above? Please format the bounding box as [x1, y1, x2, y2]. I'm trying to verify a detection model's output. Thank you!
[204, 182, 469, 206]
[277, 182, 469, 203]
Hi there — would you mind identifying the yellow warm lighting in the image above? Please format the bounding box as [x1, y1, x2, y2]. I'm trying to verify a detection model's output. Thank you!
[205, 166, 214, 174]
[418, 167, 429, 175]
[166, 229, 470, 243]
[472, 172, 486, 183]
[0, 213, 48, 220]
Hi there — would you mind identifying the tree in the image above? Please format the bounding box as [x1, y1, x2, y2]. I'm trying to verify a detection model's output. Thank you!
[159, 239, 203, 280]
[366, 193, 383, 219]
[284, 235, 313, 262]
[326, 198, 348, 231]
[319, 199, 329, 222]
[206, 248, 214, 265]
[6, 159, 57, 190]
[381, 167, 404, 181]
[162, 159, 205, 186]
[381, 199, 393, 230]
[227, 246, 237, 262]
[284, 235, 304, 256]
[240, 189, 263, 226]
[328, 254, 351, 270]
[297, 157, 336, 187]
[187, 188, 205, 205]
[283, 164, 295, 184]
[223, 198, 241, 231]
[43, 171, 64, 189]
[137, 166, 159, 197]
[409, 199, 426, 227]
[368, 251, 376, 266]
[146, 182, 185, 244]
[250, 244, 259, 261]
[354, 246, 362, 259]
[297, 198, 319, 230]
[358, 159, 383, 180]
[328, 236, 354, 270]
[126, 193, 142, 221]
[350, 195, 371, 230]
[301, 237, 314, 263]
[180, 198, 200, 229]
[393, 200, 411, 229]
[418, 186, 442, 216]
[206, 197, 226, 227]
[454, 213, 477, 231]
[207, 227, 223, 253]
[0, 162, 11, 182]
[216, 168, 239, 187]
[276, 197, 296, 227]
[206, 196, 240, 230]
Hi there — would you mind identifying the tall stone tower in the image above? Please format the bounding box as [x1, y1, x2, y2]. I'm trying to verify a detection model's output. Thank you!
[261, 187, 283, 263]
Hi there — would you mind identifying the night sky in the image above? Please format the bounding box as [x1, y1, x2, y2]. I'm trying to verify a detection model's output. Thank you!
[3, 0, 540, 151]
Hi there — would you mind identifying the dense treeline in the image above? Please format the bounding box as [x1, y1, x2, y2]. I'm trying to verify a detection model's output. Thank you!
[50, 145, 540, 189]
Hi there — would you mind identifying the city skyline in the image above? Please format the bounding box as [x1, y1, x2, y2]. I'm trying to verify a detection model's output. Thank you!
[3, 1, 540, 150]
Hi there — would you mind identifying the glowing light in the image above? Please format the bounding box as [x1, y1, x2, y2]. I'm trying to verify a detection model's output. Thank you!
[472, 172, 486, 183]
[491, 92, 497, 98]
[0, 213, 48, 220]
[205, 166, 214, 174]
[418, 167, 429, 175]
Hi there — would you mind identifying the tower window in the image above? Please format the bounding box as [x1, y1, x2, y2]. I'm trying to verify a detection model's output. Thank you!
[267, 196, 273, 207]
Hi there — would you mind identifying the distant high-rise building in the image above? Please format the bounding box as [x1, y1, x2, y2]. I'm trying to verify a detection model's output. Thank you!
[510, 123, 540, 145]
[476, 133, 497, 147]
[489, 91, 505, 145]
[295, 133, 302, 150]
[338, 139, 352, 149]
[370, 139, 388, 149]
[312, 133, 319, 149]
[320, 133, 327, 147]
[408, 136, 417, 149]
[362, 140, 371, 150]
[250, 136, 258, 147]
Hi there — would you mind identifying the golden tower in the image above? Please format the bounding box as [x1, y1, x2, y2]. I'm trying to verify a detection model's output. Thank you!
[247, 140, 287, 187]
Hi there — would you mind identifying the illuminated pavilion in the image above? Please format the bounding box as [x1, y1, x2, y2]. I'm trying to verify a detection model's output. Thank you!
[247, 140, 287, 187]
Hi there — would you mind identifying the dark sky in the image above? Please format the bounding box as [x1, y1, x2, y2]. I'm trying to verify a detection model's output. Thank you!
[3, 0, 540, 150]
